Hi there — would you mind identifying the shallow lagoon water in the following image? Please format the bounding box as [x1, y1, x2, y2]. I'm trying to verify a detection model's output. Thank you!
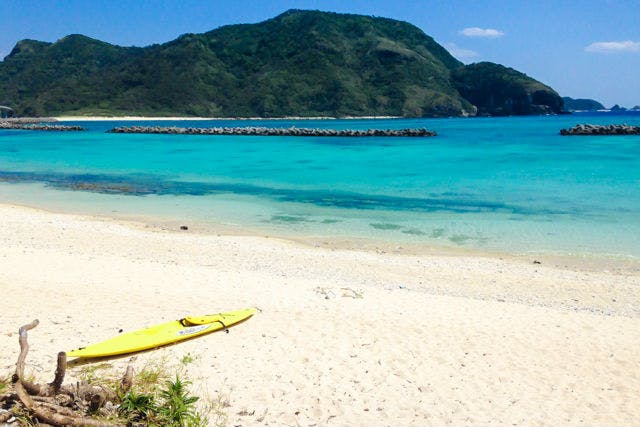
[1, 113, 639, 258]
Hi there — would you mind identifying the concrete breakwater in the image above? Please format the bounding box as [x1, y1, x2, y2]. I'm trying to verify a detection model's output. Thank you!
[560, 124, 640, 135]
[1, 117, 58, 123]
[107, 125, 437, 137]
[0, 121, 84, 131]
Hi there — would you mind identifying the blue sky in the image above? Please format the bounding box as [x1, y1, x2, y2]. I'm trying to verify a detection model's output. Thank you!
[1, 0, 638, 107]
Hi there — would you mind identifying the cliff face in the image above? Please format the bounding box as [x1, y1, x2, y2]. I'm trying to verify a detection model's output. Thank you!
[0, 10, 562, 118]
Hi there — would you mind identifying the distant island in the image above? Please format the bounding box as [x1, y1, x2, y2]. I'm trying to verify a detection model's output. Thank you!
[0, 9, 563, 118]
[610, 104, 640, 112]
[561, 98, 640, 112]
[562, 97, 605, 112]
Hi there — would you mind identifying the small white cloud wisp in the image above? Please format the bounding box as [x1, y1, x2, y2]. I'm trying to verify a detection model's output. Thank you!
[585, 40, 640, 53]
[444, 43, 479, 62]
[459, 27, 504, 38]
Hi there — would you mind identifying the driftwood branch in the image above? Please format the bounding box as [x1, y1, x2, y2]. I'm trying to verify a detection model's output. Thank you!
[16, 378, 112, 426]
[119, 365, 134, 394]
[14, 319, 39, 381]
[18, 351, 67, 397]
[12, 319, 62, 397]
[6, 320, 127, 427]
[49, 352, 67, 393]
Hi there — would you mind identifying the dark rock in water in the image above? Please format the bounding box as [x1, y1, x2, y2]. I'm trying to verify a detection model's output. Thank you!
[106, 126, 437, 137]
[560, 124, 640, 136]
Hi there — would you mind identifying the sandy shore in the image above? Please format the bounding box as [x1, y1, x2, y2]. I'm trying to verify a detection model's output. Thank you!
[55, 116, 217, 121]
[54, 115, 400, 121]
[0, 204, 639, 426]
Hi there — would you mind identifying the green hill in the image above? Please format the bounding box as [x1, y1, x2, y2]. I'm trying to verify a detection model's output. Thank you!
[452, 62, 563, 116]
[562, 97, 605, 111]
[0, 9, 562, 118]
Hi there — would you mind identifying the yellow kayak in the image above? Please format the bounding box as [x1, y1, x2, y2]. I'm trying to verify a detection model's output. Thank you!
[67, 308, 255, 358]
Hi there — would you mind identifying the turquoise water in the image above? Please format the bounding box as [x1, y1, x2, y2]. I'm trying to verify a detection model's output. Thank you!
[1, 113, 639, 257]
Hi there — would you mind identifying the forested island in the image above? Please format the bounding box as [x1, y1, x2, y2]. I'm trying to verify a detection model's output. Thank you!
[562, 97, 605, 112]
[0, 9, 563, 118]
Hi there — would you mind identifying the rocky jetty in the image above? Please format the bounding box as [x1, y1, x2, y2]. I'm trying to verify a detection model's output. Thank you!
[0, 121, 84, 131]
[107, 126, 437, 137]
[1, 117, 58, 123]
[560, 124, 640, 136]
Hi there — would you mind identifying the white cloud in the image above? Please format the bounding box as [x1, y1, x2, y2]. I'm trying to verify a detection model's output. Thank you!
[460, 27, 504, 38]
[585, 40, 640, 53]
[444, 43, 479, 62]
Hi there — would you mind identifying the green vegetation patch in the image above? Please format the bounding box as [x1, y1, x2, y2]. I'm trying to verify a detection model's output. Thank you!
[119, 376, 207, 427]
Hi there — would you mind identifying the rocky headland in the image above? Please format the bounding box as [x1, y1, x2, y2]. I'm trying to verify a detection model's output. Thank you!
[560, 124, 640, 136]
[107, 126, 437, 137]
[561, 97, 605, 112]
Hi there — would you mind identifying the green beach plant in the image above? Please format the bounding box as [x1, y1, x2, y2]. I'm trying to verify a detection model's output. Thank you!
[78, 362, 114, 385]
[119, 389, 156, 422]
[0, 375, 8, 395]
[181, 352, 196, 365]
[135, 362, 171, 394]
[157, 376, 203, 426]
[118, 375, 208, 427]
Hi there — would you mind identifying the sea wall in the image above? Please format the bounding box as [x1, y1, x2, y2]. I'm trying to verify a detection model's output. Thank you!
[0, 121, 83, 131]
[560, 124, 640, 136]
[107, 126, 437, 137]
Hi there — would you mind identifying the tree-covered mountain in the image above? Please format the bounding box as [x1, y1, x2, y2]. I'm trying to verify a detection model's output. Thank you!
[562, 97, 605, 111]
[452, 63, 563, 116]
[0, 9, 563, 118]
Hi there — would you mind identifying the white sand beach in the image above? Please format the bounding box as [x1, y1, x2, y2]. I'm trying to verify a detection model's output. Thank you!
[54, 116, 217, 121]
[53, 115, 400, 121]
[0, 203, 639, 426]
